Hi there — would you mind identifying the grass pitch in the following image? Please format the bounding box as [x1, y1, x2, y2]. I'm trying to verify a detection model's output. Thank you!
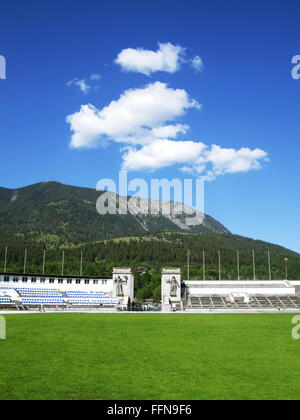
[0, 313, 299, 400]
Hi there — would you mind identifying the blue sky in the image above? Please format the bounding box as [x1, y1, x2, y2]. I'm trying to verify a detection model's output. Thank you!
[0, 0, 300, 252]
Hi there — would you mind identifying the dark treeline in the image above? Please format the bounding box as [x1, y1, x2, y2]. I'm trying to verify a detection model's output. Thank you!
[0, 233, 299, 300]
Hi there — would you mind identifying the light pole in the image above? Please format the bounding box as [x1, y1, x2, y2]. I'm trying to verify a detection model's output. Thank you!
[187, 249, 190, 281]
[284, 258, 288, 280]
[3, 246, 7, 273]
[42, 249, 46, 275]
[23, 248, 27, 274]
[268, 250, 272, 281]
[252, 250, 256, 281]
[61, 251, 65, 276]
[80, 252, 83, 277]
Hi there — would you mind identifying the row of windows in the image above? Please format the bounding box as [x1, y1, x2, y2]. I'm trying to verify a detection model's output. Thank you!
[1, 276, 108, 285]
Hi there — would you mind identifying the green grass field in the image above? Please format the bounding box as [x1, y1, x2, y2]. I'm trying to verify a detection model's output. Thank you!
[0, 313, 299, 400]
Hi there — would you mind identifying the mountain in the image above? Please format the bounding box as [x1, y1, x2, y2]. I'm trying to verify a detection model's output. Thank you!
[0, 181, 229, 246]
[1, 182, 299, 295]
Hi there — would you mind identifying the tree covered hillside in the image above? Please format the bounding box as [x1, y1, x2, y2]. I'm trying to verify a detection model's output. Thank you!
[1, 233, 299, 301]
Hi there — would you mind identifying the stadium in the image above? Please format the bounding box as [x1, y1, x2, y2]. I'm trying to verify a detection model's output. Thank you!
[1, 266, 300, 400]
[1, 0, 300, 403]
[1, 267, 300, 313]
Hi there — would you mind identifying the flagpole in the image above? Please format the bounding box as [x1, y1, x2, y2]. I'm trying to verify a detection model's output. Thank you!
[42, 249, 46, 275]
[252, 250, 256, 281]
[61, 251, 65, 276]
[285, 258, 288, 281]
[237, 250, 240, 281]
[3, 246, 7, 272]
[268, 250, 272, 281]
[80, 252, 83, 276]
[23, 248, 27, 274]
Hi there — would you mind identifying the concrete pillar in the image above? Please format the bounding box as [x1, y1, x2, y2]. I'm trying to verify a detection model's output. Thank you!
[112, 268, 134, 306]
[161, 268, 181, 312]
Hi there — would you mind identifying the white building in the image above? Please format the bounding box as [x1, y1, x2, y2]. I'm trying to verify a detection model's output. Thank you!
[0, 268, 134, 309]
[161, 268, 300, 311]
[0, 272, 113, 293]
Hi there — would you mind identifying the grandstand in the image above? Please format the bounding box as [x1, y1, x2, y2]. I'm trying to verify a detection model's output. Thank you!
[185, 295, 300, 310]
[0, 267, 134, 309]
[162, 269, 300, 312]
[1, 268, 300, 313]
[0, 270, 128, 310]
[181, 281, 300, 311]
[0, 286, 119, 310]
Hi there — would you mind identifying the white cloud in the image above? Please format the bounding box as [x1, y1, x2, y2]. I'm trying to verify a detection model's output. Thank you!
[115, 42, 205, 76]
[122, 140, 268, 180]
[90, 73, 102, 80]
[190, 55, 204, 72]
[122, 139, 207, 171]
[67, 78, 91, 95]
[67, 74, 102, 94]
[67, 82, 200, 148]
[115, 42, 185, 75]
[206, 145, 268, 177]
[151, 124, 189, 139]
[67, 80, 268, 181]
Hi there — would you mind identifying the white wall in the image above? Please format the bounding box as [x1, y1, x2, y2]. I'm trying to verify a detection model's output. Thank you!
[187, 287, 295, 296]
[0, 275, 113, 294]
[185, 280, 295, 297]
[290, 281, 300, 286]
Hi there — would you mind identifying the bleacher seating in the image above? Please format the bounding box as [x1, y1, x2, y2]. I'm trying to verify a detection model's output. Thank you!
[64, 290, 118, 306]
[66, 291, 108, 298]
[16, 288, 62, 298]
[0, 297, 12, 305]
[0, 287, 119, 308]
[185, 295, 300, 310]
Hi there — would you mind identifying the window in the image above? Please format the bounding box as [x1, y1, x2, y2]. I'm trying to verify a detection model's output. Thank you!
[40, 278, 45, 283]
[76, 279, 81, 284]
[93, 280, 98, 285]
[31, 278, 37, 283]
[49, 278, 55, 284]
[85, 279, 90, 285]
[67, 279, 72, 284]
[4, 276, 10, 282]
[13, 277, 19, 282]
[58, 279, 63, 284]
[22, 277, 28, 283]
